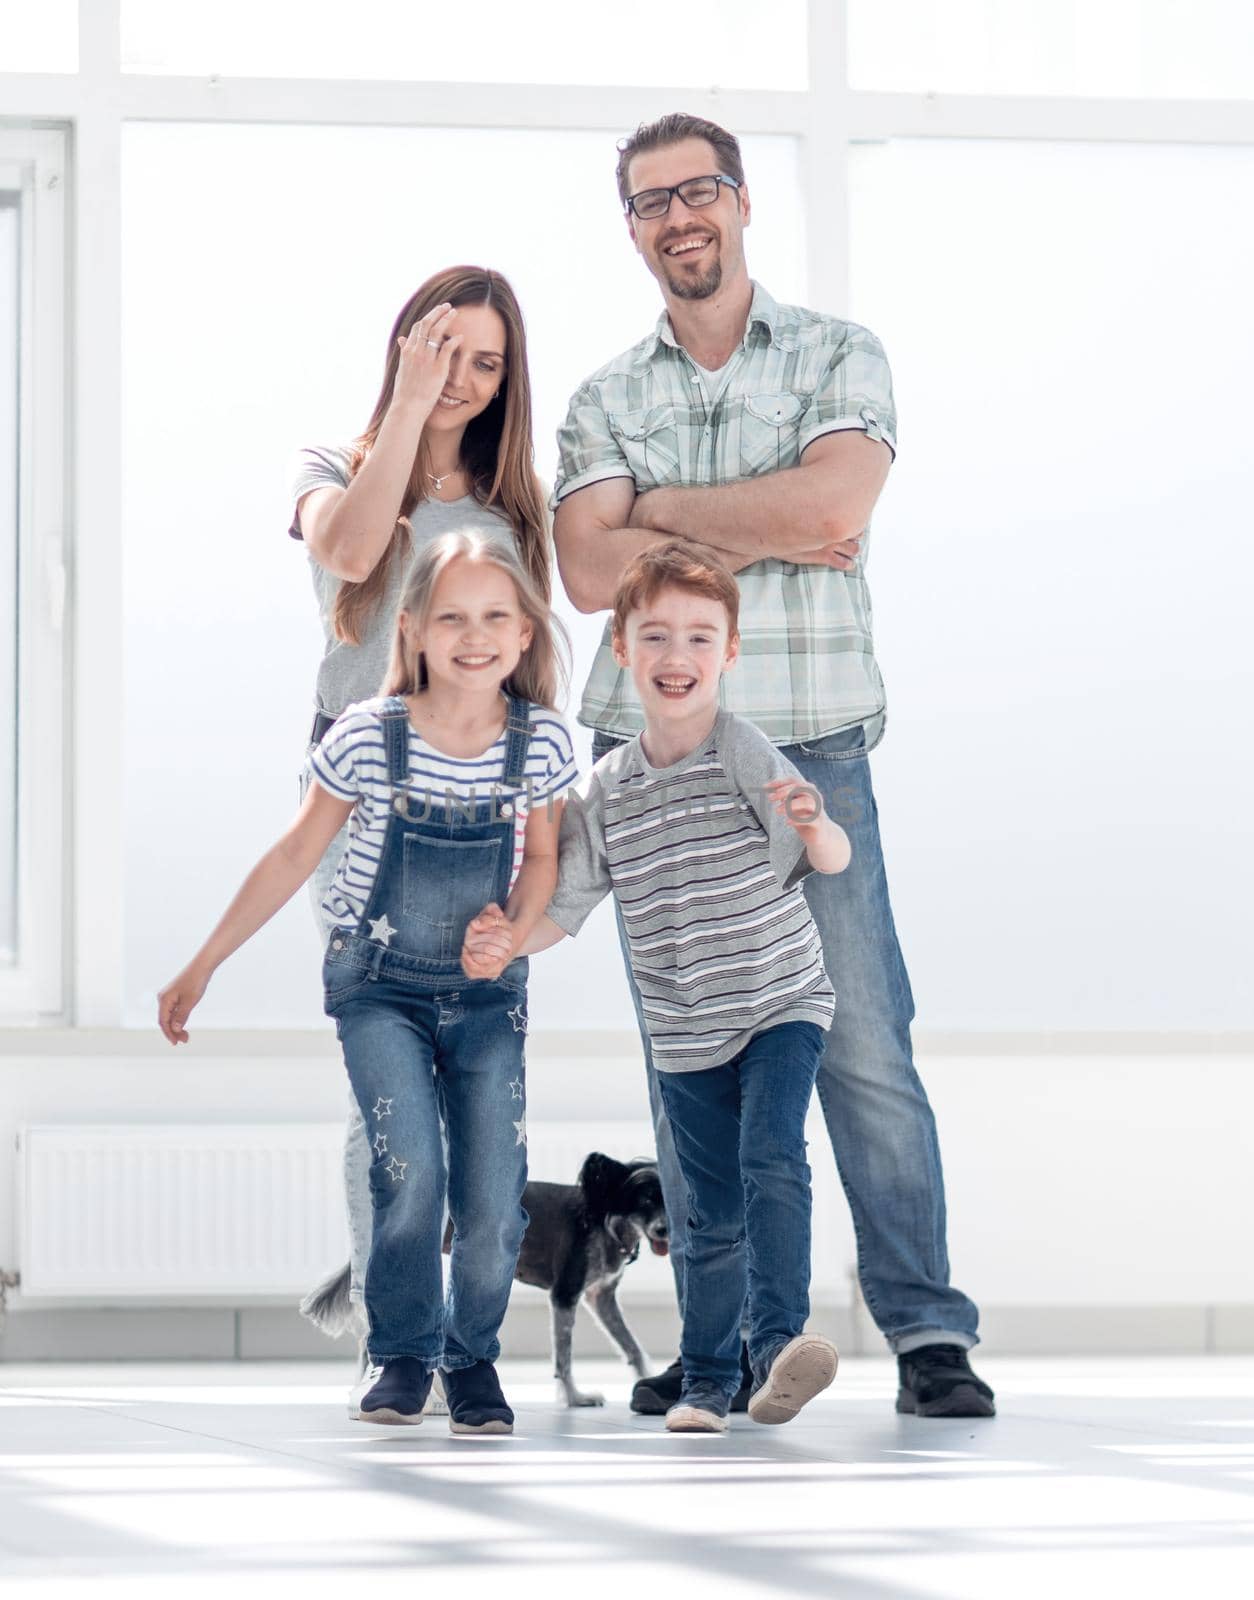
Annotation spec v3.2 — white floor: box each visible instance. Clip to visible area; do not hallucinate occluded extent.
[1,1356,1253,1599]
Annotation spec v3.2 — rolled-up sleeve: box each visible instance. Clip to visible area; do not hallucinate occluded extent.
[288,443,353,540]
[798,325,898,461]
[552,384,637,509]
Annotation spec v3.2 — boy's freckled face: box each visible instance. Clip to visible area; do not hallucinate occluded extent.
[613,587,739,723]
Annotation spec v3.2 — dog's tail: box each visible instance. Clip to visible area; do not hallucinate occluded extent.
[299,1262,354,1337]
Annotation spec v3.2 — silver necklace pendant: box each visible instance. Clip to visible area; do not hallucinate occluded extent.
[427,470,454,492]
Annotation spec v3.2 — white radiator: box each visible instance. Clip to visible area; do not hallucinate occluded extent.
[15,1118,843,1301]
[17,1124,348,1298]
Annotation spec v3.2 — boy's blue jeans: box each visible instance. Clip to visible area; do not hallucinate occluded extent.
[594,722,981,1355]
[657,1022,825,1399]
[326,971,528,1369]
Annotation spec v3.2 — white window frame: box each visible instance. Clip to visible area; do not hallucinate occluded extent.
[0,128,67,1021]
[0,0,1250,1025]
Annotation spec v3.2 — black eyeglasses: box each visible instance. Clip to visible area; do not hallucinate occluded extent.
[624,174,741,221]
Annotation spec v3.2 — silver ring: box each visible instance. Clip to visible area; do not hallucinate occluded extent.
[425,338,441,349]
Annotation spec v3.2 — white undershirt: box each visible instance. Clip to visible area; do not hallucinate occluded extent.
[689,356,734,393]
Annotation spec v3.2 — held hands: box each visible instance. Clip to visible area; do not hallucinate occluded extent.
[762,777,825,835]
[157,964,211,1045]
[460,903,517,982]
[392,302,464,421]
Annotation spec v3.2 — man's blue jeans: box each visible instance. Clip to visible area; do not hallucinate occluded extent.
[593,723,980,1354]
[657,1021,825,1399]
[326,971,529,1369]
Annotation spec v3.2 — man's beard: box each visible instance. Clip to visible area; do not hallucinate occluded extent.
[663,253,723,301]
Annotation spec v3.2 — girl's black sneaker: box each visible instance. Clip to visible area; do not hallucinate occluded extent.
[444,1360,515,1435]
[356,1357,433,1425]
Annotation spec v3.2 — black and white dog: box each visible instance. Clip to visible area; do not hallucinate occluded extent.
[301,1153,669,1407]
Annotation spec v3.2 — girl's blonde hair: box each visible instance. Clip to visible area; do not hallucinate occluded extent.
[334,265,551,646]
[381,530,569,710]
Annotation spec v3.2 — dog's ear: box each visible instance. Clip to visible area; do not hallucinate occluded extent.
[578,1152,631,1219]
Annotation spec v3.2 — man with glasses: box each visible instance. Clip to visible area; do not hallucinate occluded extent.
[552,113,994,1420]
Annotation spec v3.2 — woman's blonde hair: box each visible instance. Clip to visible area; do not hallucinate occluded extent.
[334,265,551,646]
[381,530,569,710]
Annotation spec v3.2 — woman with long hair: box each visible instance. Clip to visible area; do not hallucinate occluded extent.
[289,267,552,1348]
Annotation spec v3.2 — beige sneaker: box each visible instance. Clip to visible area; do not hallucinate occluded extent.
[747,1334,839,1425]
[665,1403,730,1434]
[665,1380,732,1433]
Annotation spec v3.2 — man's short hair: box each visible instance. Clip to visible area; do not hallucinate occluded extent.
[615,113,746,207]
[612,541,741,640]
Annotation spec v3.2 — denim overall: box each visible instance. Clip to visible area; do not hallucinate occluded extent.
[322,694,531,1370]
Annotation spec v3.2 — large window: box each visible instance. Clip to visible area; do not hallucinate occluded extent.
[0,130,66,1020]
[849,137,1254,1029]
[2,0,1250,1033]
[119,0,808,88]
[0,193,17,969]
[0,0,76,73]
[848,0,1254,99]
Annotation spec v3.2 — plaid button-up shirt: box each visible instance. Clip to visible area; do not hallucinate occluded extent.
[553,282,897,746]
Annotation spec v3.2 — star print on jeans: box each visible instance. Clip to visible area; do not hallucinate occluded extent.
[508,1077,524,1102]
[368,913,396,946]
[385,1156,407,1183]
[513,1116,527,1148]
[507,1003,528,1034]
[372,1097,393,1120]
[372,1133,388,1157]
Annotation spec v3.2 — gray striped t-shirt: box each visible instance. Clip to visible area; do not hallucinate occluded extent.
[547,709,835,1073]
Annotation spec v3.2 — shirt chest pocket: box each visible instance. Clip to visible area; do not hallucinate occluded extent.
[739,391,804,477]
[608,405,682,490]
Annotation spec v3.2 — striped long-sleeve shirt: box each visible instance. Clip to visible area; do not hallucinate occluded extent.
[546,710,835,1073]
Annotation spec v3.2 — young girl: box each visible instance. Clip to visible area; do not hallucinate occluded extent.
[158,531,576,1435]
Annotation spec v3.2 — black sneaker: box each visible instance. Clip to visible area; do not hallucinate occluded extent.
[630,1357,683,1416]
[356,1357,433,1425]
[444,1360,514,1435]
[896,1344,996,1418]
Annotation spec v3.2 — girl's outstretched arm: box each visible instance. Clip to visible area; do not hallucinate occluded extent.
[157,783,354,1043]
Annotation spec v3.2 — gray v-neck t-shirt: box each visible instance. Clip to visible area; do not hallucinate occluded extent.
[289,443,516,717]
